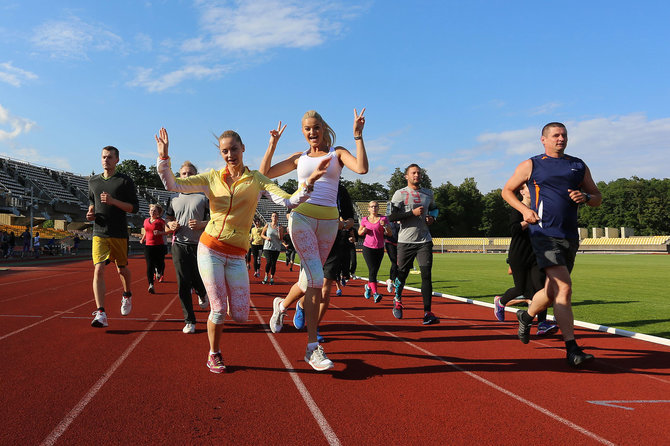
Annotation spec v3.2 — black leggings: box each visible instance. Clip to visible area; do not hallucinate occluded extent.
[362,246,385,285]
[285,249,296,265]
[396,242,433,312]
[501,263,547,322]
[385,242,398,282]
[144,244,166,284]
[264,250,280,276]
[250,244,263,272]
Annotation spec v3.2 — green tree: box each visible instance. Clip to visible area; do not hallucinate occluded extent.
[346,179,389,201]
[387,166,432,197]
[480,189,509,236]
[280,178,299,194]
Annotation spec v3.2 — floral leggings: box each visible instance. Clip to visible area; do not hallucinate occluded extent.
[197,243,249,324]
[289,212,339,290]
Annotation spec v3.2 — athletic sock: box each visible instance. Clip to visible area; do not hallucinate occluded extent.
[565,339,578,352]
[122,291,132,297]
[279,302,286,312]
[98,307,105,313]
[520,311,534,325]
[209,350,220,355]
[369,282,378,294]
[307,341,318,352]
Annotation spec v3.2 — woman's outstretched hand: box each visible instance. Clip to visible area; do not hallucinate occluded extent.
[353,108,366,136]
[307,157,331,186]
[269,121,287,147]
[155,127,169,158]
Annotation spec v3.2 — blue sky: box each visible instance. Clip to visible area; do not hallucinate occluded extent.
[1,0,669,194]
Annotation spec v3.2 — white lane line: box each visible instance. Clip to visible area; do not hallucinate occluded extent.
[40,296,178,446]
[0,278,144,341]
[0,274,88,303]
[587,400,670,410]
[336,305,616,446]
[250,299,341,446]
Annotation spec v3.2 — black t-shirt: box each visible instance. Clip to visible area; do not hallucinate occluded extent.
[88,172,139,238]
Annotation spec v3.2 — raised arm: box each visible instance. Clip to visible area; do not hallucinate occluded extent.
[336,108,368,174]
[155,127,209,194]
[258,120,302,178]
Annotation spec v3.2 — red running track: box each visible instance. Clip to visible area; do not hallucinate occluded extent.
[1,257,669,445]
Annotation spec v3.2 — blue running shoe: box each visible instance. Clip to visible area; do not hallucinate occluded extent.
[392,299,403,319]
[537,320,559,336]
[373,293,382,303]
[494,295,505,322]
[364,284,371,299]
[316,329,325,343]
[336,289,342,296]
[422,311,440,325]
[293,302,305,330]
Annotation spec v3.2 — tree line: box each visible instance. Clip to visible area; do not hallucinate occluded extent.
[116,161,670,237]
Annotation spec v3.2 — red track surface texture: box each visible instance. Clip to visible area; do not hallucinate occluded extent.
[1,257,669,445]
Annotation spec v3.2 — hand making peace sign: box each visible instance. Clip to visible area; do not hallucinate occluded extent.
[354,108,366,136]
[269,121,287,147]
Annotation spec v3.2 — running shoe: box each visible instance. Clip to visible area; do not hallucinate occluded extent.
[254,271,259,278]
[182,323,195,334]
[536,320,559,336]
[120,295,132,316]
[336,289,342,296]
[91,310,108,327]
[566,347,595,368]
[158,274,164,283]
[373,293,382,303]
[316,329,325,343]
[516,310,531,344]
[207,352,226,373]
[392,299,403,319]
[305,345,334,371]
[364,284,372,299]
[340,277,347,287]
[198,293,209,309]
[269,297,286,333]
[386,278,393,293]
[293,302,305,330]
[493,295,505,322]
[269,278,274,285]
[422,311,440,325]
[148,283,155,294]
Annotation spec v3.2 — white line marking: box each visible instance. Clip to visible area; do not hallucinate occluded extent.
[336,305,616,446]
[39,296,177,446]
[250,299,341,446]
[587,400,670,410]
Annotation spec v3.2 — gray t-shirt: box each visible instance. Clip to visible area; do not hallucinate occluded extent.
[390,186,435,244]
[263,224,283,251]
[166,192,209,245]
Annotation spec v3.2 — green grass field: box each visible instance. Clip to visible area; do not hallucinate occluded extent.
[353,252,670,339]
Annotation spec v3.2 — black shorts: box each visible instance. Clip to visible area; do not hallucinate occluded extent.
[323,244,346,281]
[530,234,578,272]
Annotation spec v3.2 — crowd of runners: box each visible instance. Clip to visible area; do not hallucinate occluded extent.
[86,111,601,372]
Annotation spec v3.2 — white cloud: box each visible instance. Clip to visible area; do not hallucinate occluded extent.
[130,0,364,91]
[127,64,230,92]
[0,105,36,141]
[30,15,122,60]
[0,62,38,87]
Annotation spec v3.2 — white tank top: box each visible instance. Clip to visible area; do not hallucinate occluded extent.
[296,147,342,207]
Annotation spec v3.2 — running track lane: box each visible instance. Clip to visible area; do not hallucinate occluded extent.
[0,258,669,445]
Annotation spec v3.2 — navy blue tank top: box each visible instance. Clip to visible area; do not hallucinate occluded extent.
[527,154,585,239]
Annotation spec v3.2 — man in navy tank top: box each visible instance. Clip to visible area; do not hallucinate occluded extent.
[501,122,602,367]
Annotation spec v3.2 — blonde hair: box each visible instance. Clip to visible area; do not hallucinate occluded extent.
[180,160,198,174]
[302,110,336,148]
[218,130,243,146]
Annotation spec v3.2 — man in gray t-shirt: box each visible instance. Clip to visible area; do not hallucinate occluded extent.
[165,161,210,334]
[388,164,439,325]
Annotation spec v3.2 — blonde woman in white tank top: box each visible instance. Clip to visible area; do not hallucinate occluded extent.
[259,109,368,371]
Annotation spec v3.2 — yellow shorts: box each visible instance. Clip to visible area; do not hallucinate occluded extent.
[92,236,129,266]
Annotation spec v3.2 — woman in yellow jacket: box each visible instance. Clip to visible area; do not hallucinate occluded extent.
[156,126,328,373]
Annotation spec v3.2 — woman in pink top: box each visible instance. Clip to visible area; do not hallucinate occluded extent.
[140,203,168,294]
[358,201,392,303]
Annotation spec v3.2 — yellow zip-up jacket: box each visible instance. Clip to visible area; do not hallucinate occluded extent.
[157,157,308,254]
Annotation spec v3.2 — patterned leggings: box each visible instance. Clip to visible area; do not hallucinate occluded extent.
[197,243,249,324]
[289,212,339,290]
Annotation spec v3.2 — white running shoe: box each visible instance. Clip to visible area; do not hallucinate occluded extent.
[120,295,132,316]
[269,297,286,333]
[91,310,108,327]
[305,345,334,371]
[386,278,393,293]
[198,293,209,309]
[182,323,195,334]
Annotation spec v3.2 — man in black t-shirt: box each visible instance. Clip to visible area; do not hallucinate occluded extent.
[87,146,139,328]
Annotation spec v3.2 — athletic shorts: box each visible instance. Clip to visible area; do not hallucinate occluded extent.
[530,234,578,272]
[92,236,129,266]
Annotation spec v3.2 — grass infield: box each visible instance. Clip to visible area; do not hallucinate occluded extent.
[353,252,670,340]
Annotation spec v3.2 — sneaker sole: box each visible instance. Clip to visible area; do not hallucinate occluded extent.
[207,365,226,373]
[305,356,334,371]
[270,297,283,333]
[422,318,440,325]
